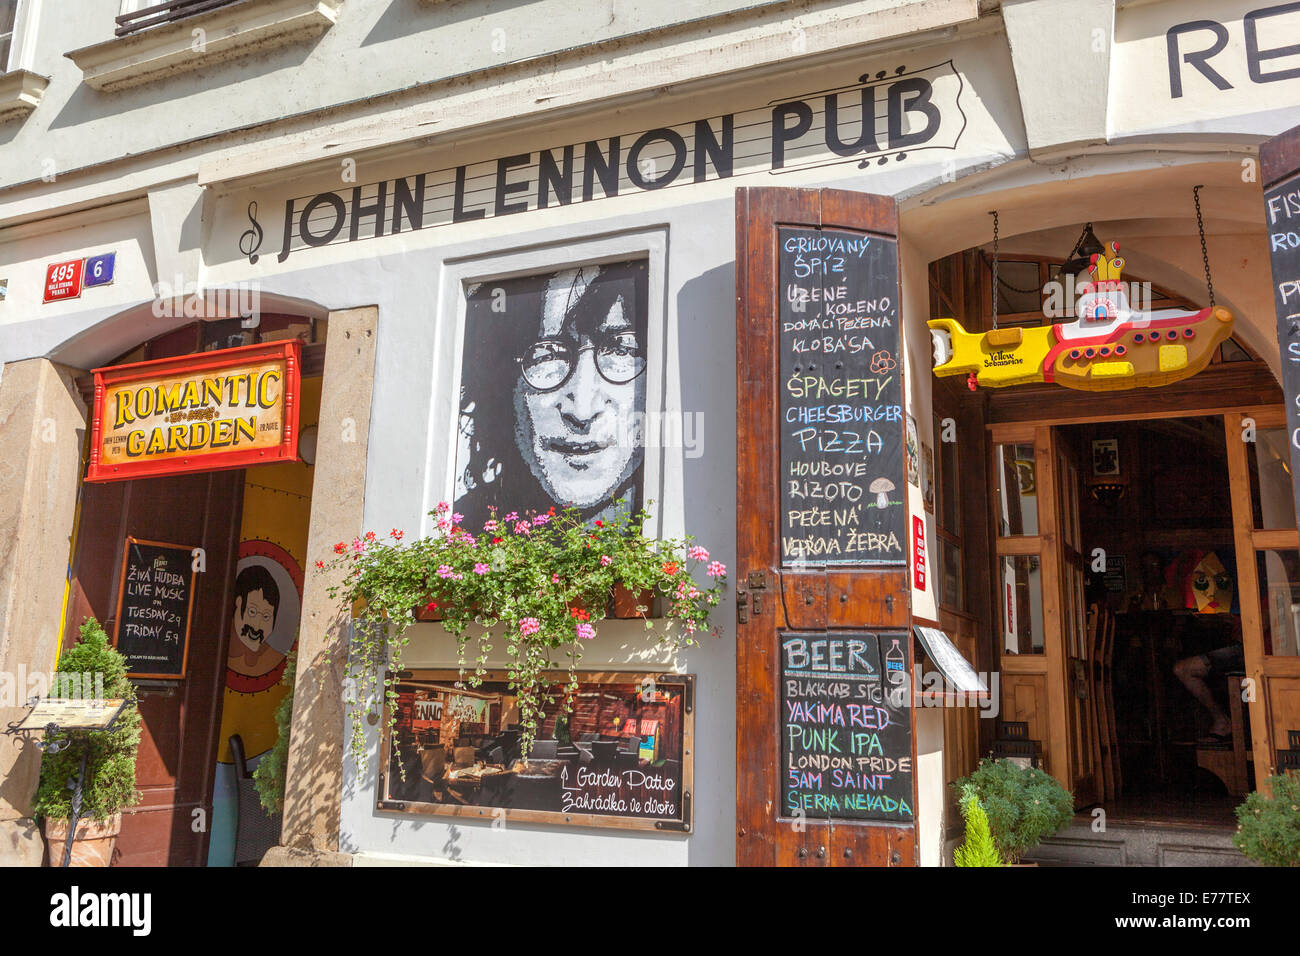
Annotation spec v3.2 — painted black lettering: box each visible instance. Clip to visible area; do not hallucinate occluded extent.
[453,165,486,222]
[349,181,388,241]
[825,87,879,157]
[693,115,734,182]
[392,174,425,233]
[1166,19,1232,98]
[887,77,939,149]
[299,192,345,247]
[582,138,620,202]
[494,152,532,216]
[1245,2,1300,84]
[537,145,574,208]
[627,127,687,190]
[771,100,814,169]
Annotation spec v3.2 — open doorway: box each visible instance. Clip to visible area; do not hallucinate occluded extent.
[1059,416,1249,825]
[60,314,324,865]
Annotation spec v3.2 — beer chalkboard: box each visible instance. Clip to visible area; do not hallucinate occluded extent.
[1263,173,1300,528]
[112,537,197,679]
[780,630,913,822]
[778,226,905,566]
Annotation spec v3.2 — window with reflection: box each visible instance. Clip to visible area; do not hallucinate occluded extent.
[1001,555,1044,654]
[1248,427,1296,531]
[1258,549,1300,656]
[995,442,1038,536]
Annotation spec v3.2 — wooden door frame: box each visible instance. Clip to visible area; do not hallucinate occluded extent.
[735,187,915,867]
[990,401,1286,800]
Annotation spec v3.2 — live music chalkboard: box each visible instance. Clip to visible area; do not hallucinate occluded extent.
[780,630,913,822]
[778,226,905,565]
[112,537,197,679]
[1263,172,1300,530]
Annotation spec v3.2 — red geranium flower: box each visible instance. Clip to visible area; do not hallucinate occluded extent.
[662,562,679,576]
[570,608,590,621]
[333,542,346,554]
[492,537,503,544]
[425,601,439,612]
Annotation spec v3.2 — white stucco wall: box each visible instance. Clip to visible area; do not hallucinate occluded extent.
[4,0,1299,866]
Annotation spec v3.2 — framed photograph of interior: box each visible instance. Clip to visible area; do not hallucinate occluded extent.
[430,229,668,539]
[376,669,694,832]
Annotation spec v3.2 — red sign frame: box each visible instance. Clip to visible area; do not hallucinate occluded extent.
[87,340,301,482]
[43,258,85,303]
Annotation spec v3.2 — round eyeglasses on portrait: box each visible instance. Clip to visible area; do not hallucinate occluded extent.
[516,335,647,392]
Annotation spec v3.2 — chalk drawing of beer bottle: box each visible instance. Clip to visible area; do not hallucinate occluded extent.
[884,638,906,686]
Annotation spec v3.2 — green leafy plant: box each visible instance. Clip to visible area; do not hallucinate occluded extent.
[319,499,727,774]
[252,652,295,815]
[953,759,1074,864]
[1233,773,1300,866]
[33,618,142,823]
[954,784,1005,867]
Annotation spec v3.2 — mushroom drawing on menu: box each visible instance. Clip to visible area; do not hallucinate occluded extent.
[870,478,896,511]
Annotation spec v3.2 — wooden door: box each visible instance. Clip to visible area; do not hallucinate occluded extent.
[735,187,915,867]
[64,470,244,866]
[1052,428,1097,804]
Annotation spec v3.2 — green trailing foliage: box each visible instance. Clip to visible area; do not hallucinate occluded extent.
[953,758,1074,864]
[33,618,142,823]
[1233,773,1300,866]
[252,652,295,816]
[954,784,1005,867]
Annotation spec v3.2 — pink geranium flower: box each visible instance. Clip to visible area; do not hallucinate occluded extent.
[600,555,612,567]
[473,563,490,575]
[576,623,596,640]
[689,546,709,562]
[707,561,727,578]
[519,618,540,636]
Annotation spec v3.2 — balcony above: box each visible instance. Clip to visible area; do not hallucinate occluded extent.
[0,70,49,123]
[65,0,343,93]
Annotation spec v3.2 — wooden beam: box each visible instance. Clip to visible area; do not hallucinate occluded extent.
[985,364,1282,425]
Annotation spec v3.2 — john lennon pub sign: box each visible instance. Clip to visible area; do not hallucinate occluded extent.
[237,59,969,264]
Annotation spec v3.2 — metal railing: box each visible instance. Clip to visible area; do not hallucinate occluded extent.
[115,0,245,38]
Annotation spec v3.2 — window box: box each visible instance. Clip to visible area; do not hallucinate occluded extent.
[0,69,47,123]
[65,0,342,92]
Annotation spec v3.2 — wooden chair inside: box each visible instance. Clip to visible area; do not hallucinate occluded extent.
[1195,675,1250,798]
[1101,608,1121,798]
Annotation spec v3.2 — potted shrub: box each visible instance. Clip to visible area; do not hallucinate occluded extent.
[252,653,295,815]
[953,758,1074,865]
[953,784,1005,867]
[1233,773,1300,866]
[33,618,142,867]
[320,499,727,772]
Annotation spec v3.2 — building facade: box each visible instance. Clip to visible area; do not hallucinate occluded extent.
[2,0,1299,867]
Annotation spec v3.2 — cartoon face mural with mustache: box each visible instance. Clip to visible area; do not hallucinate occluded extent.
[454,260,649,527]
[227,564,281,679]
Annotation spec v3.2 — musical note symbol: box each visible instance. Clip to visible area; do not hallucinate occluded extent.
[239,201,263,264]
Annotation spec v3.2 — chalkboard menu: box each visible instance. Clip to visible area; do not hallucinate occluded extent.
[778,226,905,565]
[112,537,197,679]
[379,670,693,832]
[1264,174,1300,528]
[780,630,913,822]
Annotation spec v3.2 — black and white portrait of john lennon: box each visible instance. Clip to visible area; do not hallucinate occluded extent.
[454,259,649,528]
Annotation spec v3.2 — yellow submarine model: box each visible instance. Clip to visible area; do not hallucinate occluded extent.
[927,242,1234,391]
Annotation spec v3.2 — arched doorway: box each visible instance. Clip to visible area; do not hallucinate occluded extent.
[908,158,1292,851]
[56,300,327,866]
